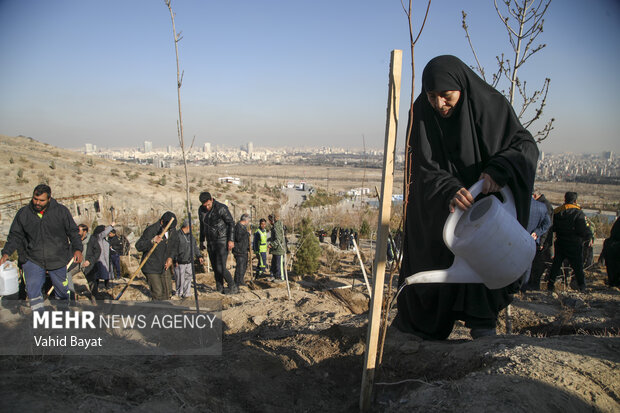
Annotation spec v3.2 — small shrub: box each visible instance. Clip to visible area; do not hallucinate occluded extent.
[292,218,321,276]
[323,246,340,273]
[49,160,56,169]
[9,157,14,164]
[359,220,371,238]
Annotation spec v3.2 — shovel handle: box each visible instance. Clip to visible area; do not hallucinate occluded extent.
[115,217,175,300]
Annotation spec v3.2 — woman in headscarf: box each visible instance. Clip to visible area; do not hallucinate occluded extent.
[91,223,115,289]
[395,55,539,340]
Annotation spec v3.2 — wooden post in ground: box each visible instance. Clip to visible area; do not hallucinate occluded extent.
[360,49,402,412]
[351,237,371,298]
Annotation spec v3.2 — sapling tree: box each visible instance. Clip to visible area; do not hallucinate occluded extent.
[164,0,199,309]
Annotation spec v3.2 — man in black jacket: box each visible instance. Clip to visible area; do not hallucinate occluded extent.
[547,192,591,292]
[107,229,123,279]
[174,219,203,298]
[1,184,82,311]
[198,192,237,294]
[135,211,178,300]
[232,214,250,287]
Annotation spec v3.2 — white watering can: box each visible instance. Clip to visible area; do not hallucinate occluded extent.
[405,180,535,290]
[0,261,19,296]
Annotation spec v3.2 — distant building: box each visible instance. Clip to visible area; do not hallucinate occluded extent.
[144,141,153,153]
[346,187,370,197]
[247,141,253,156]
[85,143,95,154]
[167,145,173,154]
[218,176,241,185]
[204,142,211,153]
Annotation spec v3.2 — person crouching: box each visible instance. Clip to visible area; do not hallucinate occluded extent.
[135,212,179,300]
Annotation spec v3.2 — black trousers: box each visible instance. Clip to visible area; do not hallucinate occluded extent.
[528,246,551,290]
[607,259,620,287]
[207,241,235,287]
[549,242,585,287]
[271,254,284,280]
[234,253,248,285]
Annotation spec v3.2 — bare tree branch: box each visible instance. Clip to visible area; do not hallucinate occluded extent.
[463,0,553,142]
[413,0,432,45]
[461,11,486,81]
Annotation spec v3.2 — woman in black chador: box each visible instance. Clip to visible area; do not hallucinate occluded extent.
[395,55,539,339]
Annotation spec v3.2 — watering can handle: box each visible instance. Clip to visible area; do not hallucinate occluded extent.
[443,180,515,248]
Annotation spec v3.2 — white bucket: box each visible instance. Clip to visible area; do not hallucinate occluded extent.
[0,262,19,296]
[406,180,535,289]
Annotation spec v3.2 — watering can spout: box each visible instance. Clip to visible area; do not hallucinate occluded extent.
[405,257,484,285]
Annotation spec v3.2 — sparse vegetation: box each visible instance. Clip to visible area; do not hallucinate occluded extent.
[37,173,49,185]
[323,246,340,273]
[125,171,140,181]
[16,168,28,184]
[302,188,342,208]
[49,160,56,169]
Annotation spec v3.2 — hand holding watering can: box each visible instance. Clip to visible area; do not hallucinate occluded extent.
[406,175,536,290]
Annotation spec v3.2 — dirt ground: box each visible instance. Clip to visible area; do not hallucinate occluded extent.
[1,243,619,412]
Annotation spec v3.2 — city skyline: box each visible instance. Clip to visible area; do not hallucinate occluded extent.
[1,0,619,153]
[78,140,616,156]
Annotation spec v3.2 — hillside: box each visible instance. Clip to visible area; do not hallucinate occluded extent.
[0,134,283,237]
[0,134,618,411]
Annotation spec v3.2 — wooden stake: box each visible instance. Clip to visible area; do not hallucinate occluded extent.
[283,251,292,300]
[46,257,75,296]
[115,217,176,300]
[351,237,371,298]
[360,49,402,412]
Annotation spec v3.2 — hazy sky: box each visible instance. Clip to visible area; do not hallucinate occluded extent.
[1,0,619,154]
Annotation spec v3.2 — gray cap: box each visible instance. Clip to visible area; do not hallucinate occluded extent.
[182,219,190,228]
